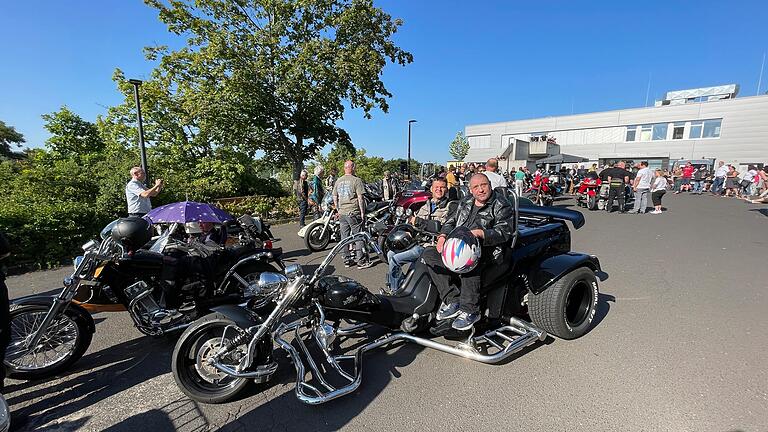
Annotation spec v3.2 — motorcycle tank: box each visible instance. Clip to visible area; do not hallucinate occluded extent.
[318,275,380,311]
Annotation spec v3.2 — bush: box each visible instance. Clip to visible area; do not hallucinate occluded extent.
[218,196,298,220]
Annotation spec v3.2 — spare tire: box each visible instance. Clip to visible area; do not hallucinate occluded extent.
[528,267,599,340]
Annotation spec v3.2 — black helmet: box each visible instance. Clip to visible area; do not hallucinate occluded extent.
[386,224,417,253]
[111,217,152,252]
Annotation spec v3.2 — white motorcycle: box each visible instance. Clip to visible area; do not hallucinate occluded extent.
[299,195,339,252]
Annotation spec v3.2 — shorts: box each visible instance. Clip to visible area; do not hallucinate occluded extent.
[651,190,666,206]
[681,178,691,185]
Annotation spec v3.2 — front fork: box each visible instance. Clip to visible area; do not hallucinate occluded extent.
[25,279,79,349]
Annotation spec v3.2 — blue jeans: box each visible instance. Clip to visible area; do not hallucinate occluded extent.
[387,245,425,290]
[711,177,724,194]
[692,180,703,193]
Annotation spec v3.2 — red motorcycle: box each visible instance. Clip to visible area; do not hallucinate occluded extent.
[527,174,553,206]
[576,177,602,210]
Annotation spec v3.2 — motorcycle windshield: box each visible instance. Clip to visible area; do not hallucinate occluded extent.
[100,219,121,240]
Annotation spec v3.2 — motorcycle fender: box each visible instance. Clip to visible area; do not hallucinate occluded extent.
[209,304,262,328]
[10,295,96,334]
[298,218,327,237]
[528,253,601,295]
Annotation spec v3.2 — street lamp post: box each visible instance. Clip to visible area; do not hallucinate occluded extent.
[128,78,149,185]
[407,119,417,178]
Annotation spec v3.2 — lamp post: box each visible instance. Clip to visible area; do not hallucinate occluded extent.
[128,78,149,185]
[407,119,417,178]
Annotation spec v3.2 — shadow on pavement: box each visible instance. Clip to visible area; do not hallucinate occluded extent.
[593,293,615,330]
[6,335,174,431]
[214,342,424,432]
[103,398,209,432]
[749,208,768,218]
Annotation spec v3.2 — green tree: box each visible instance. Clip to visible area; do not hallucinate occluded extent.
[448,131,469,161]
[0,120,25,158]
[143,0,413,180]
[42,106,105,157]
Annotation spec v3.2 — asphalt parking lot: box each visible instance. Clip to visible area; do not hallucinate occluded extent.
[4,194,768,432]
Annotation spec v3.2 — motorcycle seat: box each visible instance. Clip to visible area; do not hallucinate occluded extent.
[365,201,389,213]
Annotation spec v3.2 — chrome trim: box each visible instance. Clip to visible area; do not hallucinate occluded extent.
[210,360,278,379]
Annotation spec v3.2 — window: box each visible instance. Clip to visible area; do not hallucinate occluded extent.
[652,123,668,140]
[702,119,721,138]
[468,135,491,148]
[639,125,652,141]
[672,122,685,140]
[625,126,637,141]
[689,121,703,139]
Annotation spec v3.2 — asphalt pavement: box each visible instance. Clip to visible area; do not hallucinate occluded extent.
[4,193,768,432]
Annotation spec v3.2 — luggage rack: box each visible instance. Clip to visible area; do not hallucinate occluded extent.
[273,312,547,405]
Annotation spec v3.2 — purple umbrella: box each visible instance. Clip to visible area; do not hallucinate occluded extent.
[144,201,233,224]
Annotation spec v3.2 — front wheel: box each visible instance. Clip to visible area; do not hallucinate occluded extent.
[527,267,599,340]
[172,313,269,404]
[304,223,331,252]
[4,304,93,380]
[587,194,597,210]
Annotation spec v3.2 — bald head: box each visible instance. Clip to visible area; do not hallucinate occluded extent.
[344,160,355,175]
[486,158,499,172]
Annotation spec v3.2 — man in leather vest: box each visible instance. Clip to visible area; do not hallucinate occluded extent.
[421,173,515,330]
[386,178,456,293]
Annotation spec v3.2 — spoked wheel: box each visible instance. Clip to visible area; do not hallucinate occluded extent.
[304,223,331,252]
[4,304,93,380]
[173,313,254,404]
[527,267,599,340]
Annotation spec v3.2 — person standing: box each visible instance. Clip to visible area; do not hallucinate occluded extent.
[631,161,653,214]
[295,170,309,228]
[692,165,708,195]
[711,161,728,196]
[325,167,337,192]
[309,166,325,220]
[446,165,458,189]
[0,231,10,392]
[382,170,397,201]
[125,167,163,217]
[514,167,526,197]
[483,158,508,189]
[333,160,370,268]
[603,162,631,213]
[650,169,668,214]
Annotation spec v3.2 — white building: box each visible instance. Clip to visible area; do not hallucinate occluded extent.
[464,84,767,171]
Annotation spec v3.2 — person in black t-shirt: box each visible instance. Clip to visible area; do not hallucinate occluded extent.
[602,162,631,213]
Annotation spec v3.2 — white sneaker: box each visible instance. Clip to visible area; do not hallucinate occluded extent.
[650,210,662,214]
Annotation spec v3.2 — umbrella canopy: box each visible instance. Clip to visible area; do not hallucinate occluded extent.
[144,201,233,224]
[536,153,590,165]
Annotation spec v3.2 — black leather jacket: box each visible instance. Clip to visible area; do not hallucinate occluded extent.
[439,191,514,247]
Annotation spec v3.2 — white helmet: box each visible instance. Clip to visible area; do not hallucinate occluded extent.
[440,227,482,274]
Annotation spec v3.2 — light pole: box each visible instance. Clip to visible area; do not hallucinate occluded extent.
[407,119,417,178]
[128,78,149,185]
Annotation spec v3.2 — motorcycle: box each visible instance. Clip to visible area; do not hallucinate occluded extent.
[4,218,284,380]
[171,193,603,405]
[576,177,602,210]
[0,394,8,432]
[527,174,554,206]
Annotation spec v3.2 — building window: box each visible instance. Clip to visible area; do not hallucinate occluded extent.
[652,123,668,140]
[639,125,652,141]
[689,121,703,139]
[468,135,491,148]
[625,126,637,141]
[702,119,721,138]
[672,122,685,139]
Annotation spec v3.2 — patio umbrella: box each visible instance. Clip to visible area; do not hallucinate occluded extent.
[144,201,233,224]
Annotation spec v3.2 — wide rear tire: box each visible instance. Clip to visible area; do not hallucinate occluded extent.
[4,304,93,380]
[304,223,331,252]
[528,267,599,340]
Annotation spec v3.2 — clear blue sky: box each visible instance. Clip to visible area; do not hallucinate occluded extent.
[1,0,766,163]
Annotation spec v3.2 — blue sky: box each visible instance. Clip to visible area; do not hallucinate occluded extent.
[1,0,766,163]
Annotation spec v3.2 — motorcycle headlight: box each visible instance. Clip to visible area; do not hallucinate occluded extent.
[395,206,404,217]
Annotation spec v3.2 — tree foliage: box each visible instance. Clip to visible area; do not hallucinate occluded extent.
[448,130,469,161]
[42,107,105,157]
[0,120,25,158]
[143,0,412,178]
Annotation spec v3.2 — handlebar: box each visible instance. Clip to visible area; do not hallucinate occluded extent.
[309,231,379,285]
